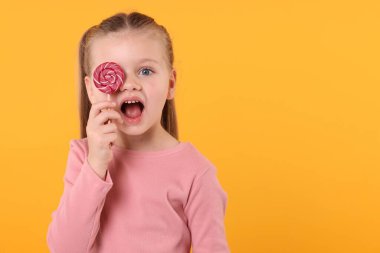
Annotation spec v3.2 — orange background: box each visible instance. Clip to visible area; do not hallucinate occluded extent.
[0,0,379,252]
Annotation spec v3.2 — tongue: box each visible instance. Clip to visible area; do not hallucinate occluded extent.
[125,103,142,118]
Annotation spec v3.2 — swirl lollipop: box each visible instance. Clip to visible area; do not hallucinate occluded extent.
[93,61,125,96]
[93,62,126,124]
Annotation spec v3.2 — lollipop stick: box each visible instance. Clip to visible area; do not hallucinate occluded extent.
[107,93,111,124]
[107,93,113,148]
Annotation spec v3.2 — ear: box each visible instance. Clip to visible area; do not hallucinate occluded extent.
[166,69,176,100]
[84,75,94,104]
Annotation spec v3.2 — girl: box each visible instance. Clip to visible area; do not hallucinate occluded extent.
[47,11,230,253]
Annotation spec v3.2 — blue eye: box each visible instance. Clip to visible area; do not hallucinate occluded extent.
[140,67,153,76]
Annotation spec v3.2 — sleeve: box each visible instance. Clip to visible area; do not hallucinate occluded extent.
[184,165,230,253]
[46,139,113,253]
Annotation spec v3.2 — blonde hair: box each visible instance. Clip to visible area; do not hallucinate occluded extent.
[77,11,178,139]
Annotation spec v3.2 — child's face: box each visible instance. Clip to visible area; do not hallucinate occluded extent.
[84,30,176,136]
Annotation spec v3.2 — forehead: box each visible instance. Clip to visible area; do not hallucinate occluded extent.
[89,30,166,71]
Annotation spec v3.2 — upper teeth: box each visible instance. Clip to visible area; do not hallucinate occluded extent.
[125,100,139,104]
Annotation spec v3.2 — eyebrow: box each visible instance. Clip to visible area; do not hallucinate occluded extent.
[137,58,160,64]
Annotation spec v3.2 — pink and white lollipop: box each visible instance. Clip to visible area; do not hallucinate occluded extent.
[93,61,126,124]
[93,61,125,98]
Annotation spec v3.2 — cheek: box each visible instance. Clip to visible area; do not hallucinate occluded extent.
[146,87,169,109]
[92,87,108,101]
[94,90,105,97]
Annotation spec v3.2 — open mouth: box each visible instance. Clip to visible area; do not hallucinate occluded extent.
[121,101,145,119]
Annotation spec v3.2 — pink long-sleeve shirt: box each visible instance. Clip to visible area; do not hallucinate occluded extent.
[47,138,230,253]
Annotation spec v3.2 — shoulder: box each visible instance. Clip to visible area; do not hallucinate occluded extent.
[183,143,228,211]
[68,137,89,155]
[181,142,219,178]
[62,137,89,183]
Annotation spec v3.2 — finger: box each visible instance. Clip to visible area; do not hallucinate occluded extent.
[94,109,123,125]
[103,132,118,144]
[100,123,117,134]
[89,101,116,119]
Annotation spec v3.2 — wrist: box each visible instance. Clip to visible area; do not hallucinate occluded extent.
[87,157,107,180]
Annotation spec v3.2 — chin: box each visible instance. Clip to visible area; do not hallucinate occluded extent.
[118,114,162,136]
[118,126,147,136]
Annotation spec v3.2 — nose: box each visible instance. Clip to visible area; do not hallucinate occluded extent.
[119,75,142,92]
